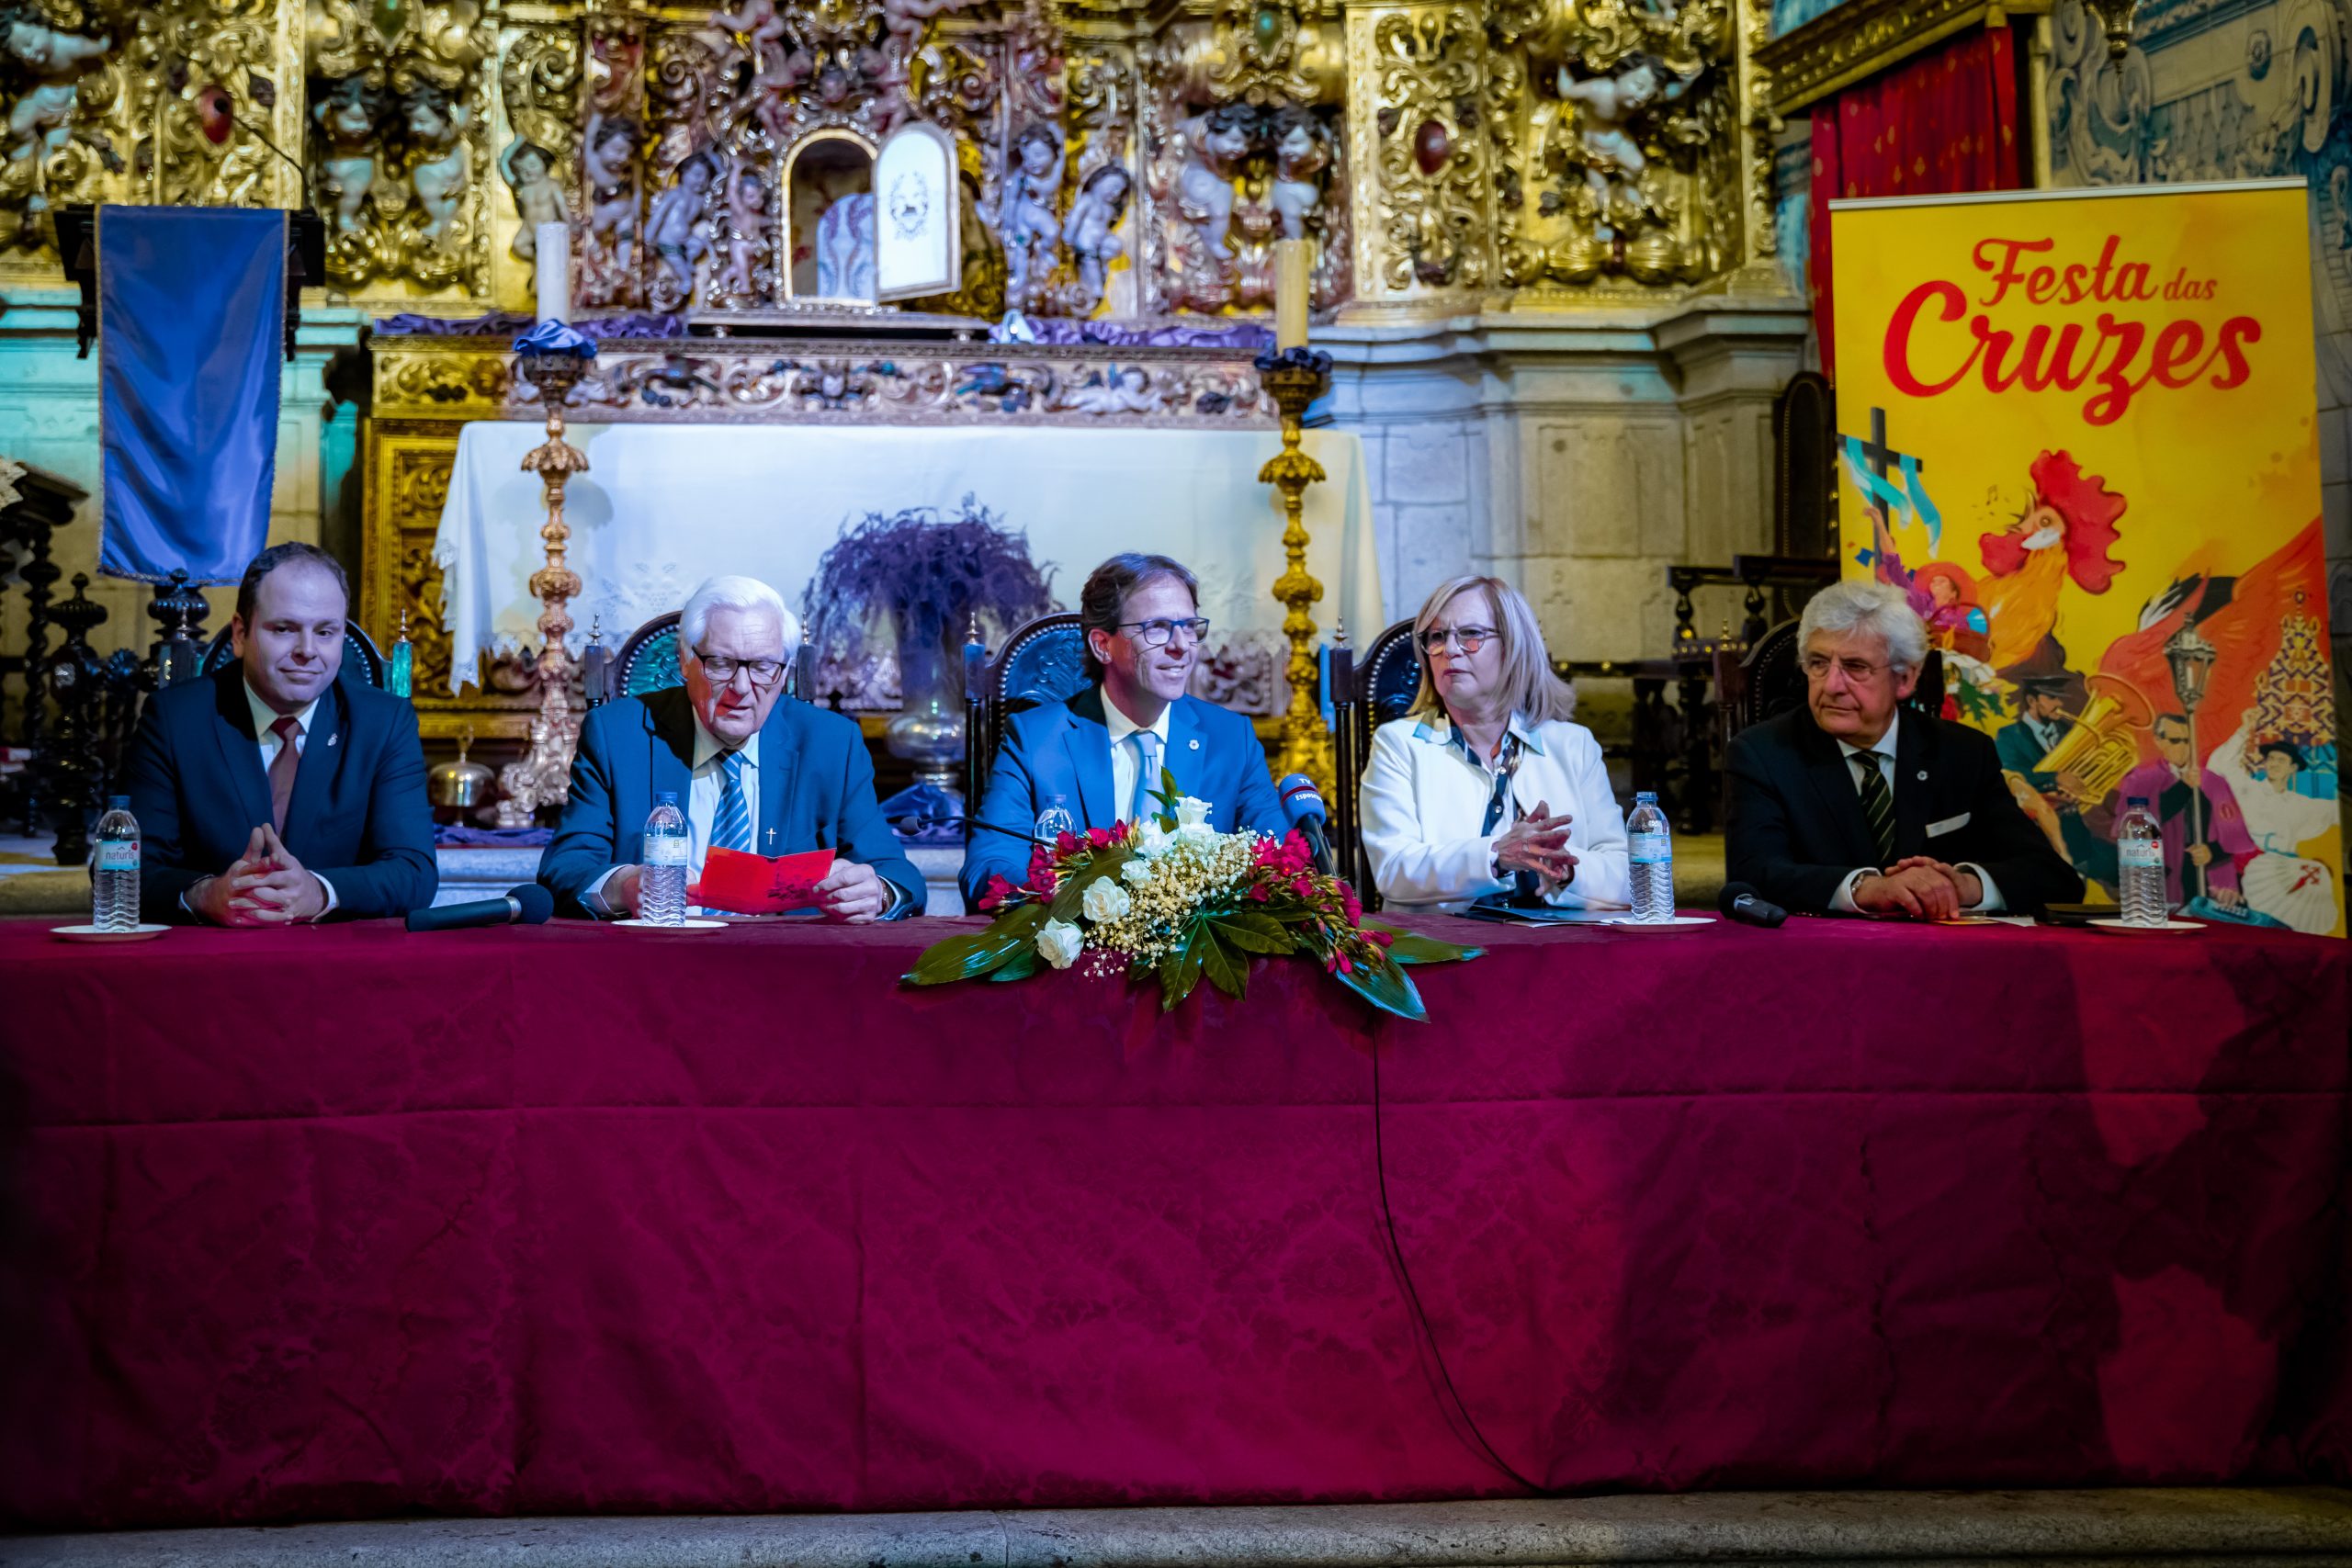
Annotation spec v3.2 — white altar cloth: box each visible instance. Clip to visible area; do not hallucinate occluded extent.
[433,423,1379,696]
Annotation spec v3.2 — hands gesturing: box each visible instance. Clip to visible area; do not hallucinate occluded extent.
[1494,800,1578,886]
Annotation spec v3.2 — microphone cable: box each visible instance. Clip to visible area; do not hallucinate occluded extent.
[1368,1036,1553,1495]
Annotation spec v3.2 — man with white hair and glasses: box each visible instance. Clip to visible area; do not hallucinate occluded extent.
[1725,580,2081,919]
[541,574,923,920]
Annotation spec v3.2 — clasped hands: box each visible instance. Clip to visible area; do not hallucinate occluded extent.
[1494,800,1577,886]
[1854,856,1984,920]
[190,825,329,925]
[605,856,891,922]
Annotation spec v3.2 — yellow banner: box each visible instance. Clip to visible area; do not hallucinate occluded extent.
[1831,182,2341,934]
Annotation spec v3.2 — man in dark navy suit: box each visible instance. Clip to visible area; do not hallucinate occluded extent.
[539,574,922,919]
[123,542,437,924]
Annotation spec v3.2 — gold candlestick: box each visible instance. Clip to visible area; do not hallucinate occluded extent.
[1256,345,1334,793]
[496,349,594,828]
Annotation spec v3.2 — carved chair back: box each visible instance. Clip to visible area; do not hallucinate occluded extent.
[614,610,820,703]
[963,613,1089,829]
[1330,618,1426,906]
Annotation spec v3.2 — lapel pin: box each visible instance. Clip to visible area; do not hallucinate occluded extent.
[1189,738,1200,750]
[328,733,338,748]
[1916,769,1927,781]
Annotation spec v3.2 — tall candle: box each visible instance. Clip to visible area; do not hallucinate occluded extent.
[1274,238,1311,350]
[535,222,571,323]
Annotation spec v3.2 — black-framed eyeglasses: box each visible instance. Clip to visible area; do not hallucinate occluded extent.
[1419,626,1497,655]
[1116,616,1211,649]
[693,649,786,687]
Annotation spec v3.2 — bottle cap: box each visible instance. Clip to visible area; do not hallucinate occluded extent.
[2127,795,2148,807]
[107,795,129,810]
[656,791,678,807]
[1635,791,1657,804]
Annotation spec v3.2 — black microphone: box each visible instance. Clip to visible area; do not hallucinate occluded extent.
[405,883,556,932]
[1716,881,1787,929]
[1276,773,1337,876]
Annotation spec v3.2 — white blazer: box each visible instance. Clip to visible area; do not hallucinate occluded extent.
[1359,713,1632,912]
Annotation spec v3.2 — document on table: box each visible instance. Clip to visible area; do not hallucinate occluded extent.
[1460,903,1625,926]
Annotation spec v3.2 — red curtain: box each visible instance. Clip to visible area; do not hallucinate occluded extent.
[1807,26,2027,380]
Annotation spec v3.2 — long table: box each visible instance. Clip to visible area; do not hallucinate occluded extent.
[2,913,2346,1528]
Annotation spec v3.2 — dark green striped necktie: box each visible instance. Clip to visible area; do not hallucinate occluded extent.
[1852,752,1895,865]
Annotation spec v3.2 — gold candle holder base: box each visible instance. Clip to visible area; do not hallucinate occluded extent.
[1255,346,1335,793]
[495,350,594,828]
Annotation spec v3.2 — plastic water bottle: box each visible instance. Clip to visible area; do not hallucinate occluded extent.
[1626,791,1675,922]
[90,795,140,931]
[640,790,689,925]
[1035,794,1075,841]
[2118,795,2166,927]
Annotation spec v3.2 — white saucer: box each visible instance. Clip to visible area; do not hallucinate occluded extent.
[1608,915,1714,931]
[613,918,727,932]
[2088,917,2204,933]
[51,923,169,942]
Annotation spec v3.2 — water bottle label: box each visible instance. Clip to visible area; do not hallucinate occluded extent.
[2120,840,2163,870]
[94,840,139,872]
[645,834,689,868]
[1631,831,1669,865]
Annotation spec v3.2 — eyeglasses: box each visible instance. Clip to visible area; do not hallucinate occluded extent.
[1800,654,1891,682]
[693,649,786,687]
[1419,626,1497,655]
[1116,617,1211,649]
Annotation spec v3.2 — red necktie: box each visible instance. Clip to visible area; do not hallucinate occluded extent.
[267,715,302,833]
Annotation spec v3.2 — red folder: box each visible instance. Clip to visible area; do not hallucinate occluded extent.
[688,845,836,914]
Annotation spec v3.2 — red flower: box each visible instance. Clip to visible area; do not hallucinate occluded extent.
[1024,846,1060,894]
[1291,875,1313,899]
[977,874,1017,912]
[1055,830,1082,857]
[1248,885,1270,902]
[1087,826,1114,849]
[1367,928,1392,946]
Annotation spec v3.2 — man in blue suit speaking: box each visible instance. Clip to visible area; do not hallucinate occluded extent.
[540,574,922,919]
[123,542,436,924]
[960,553,1283,908]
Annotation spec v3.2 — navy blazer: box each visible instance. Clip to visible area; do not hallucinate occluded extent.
[122,663,438,923]
[1725,706,2084,916]
[539,685,924,919]
[960,686,1283,907]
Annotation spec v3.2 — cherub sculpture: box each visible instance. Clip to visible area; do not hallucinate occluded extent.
[1175,103,1255,256]
[583,109,639,269]
[311,75,383,235]
[997,120,1064,309]
[1057,363,1159,416]
[1556,52,1693,223]
[1063,162,1130,314]
[1268,106,1330,242]
[647,150,718,297]
[711,0,789,75]
[1,10,109,180]
[500,137,568,260]
[879,0,978,63]
[403,84,473,252]
[718,164,770,299]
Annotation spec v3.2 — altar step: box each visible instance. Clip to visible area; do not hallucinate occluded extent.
[8,1490,2351,1568]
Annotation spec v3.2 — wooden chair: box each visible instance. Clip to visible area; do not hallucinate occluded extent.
[1329,618,1424,901]
[200,621,389,690]
[961,612,1088,828]
[613,610,818,701]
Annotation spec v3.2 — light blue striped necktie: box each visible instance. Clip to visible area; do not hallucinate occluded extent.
[712,750,754,855]
[1129,730,1161,823]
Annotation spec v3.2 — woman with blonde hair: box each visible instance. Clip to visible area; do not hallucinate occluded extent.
[1359,575,1629,911]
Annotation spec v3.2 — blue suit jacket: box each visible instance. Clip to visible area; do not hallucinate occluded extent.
[960,686,1283,906]
[122,663,437,923]
[540,685,924,919]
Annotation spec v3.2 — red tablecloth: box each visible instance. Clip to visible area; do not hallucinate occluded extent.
[2,913,2346,1528]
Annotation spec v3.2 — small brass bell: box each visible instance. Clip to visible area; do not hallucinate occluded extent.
[429,725,497,815]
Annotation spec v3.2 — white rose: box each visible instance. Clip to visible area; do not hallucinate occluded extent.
[1035,918,1085,970]
[1174,795,1214,829]
[1080,877,1132,922]
[1121,857,1154,887]
[1134,818,1171,858]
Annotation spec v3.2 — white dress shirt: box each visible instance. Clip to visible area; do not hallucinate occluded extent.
[1828,711,2004,913]
[587,719,760,916]
[187,681,338,919]
[1359,712,1631,912]
[1103,687,1174,823]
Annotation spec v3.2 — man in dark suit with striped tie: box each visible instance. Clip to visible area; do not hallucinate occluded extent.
[1725,581,2082,919]
[122,542,437,924]
[539,574,922,920]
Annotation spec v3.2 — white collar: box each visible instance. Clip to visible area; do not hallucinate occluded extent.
[691,716,761,774]
[1415,710,1549,760]
[244,676,321,739]
[1101,685,1173,747]
[1835,710,1900,765]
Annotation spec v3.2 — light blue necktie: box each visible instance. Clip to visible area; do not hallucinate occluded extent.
[1129,730,1162,823]
[712,750,754,855]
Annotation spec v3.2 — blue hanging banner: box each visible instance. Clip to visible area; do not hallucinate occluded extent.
[98,206,286,584]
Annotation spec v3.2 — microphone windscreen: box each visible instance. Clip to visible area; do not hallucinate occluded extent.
[1277,772,1328,823]
[1716,881,1758,916]
[510,883,556,925]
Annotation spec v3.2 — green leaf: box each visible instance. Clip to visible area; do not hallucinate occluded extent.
[989,945,1041,982]
[1330,953,1429,1022]
[904,903,1047,985]
[1198,925,1249,998]
[1371,925,1485,966]
[1206,910,1296,955]
[1158,925,1207,1010]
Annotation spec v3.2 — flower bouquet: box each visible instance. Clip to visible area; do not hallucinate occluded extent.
[906,773,1479,1020]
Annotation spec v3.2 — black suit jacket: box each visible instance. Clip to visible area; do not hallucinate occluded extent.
[122,663,438,923]
[1725,707,2084,916]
